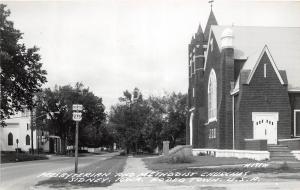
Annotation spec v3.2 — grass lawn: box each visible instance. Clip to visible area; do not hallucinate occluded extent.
[143,155,300,180]
[1,152,48,163]
[35,155,127,188]
[143,155,258,170]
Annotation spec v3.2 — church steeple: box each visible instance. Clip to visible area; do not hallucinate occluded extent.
[195,24,204,41]
[204,9,218,41]
[197,23,203,35]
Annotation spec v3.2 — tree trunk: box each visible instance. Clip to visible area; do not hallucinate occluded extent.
[135,141,138,154]
[126,146,129,154]
[37,130,39,154]
[170,135,175,148]
[61,137,66,154]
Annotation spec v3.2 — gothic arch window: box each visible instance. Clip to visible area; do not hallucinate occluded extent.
[8,133,13,146]
[26,135,30,145]
[208,69,217,122]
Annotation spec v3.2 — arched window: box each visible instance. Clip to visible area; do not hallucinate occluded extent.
[8,133,13,146]
[26,135,30,145]
[208,69,217,122]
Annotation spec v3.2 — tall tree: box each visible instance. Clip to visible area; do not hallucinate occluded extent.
[36,83,106,153]
[110,88,150,153]
[0,4,47,126]
[142,95,167,151]
[161,93,188,148]
[143,93,187,150]
[110,89,187,153]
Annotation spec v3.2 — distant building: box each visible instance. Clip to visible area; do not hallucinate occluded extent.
[187,9,300,151]
[0,109,61,153]
[0,109,37,152]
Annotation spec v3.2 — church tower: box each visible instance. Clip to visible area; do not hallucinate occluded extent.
[219,28,235,149]
[187,8,218,148]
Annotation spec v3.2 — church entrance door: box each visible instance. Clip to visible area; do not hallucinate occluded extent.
[252,112,278,144]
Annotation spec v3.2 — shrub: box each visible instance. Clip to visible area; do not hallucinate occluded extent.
[170,155,194,164]
[17,153,48,161]
[155,154,194,164]
[278,162,290,171]
[1,152,48,163]
[15,148,22,153]
[119,151,126,156]
[198,152,206,156]
[79,149,88,153]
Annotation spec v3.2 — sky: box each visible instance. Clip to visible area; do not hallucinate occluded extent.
[3,0,300,110]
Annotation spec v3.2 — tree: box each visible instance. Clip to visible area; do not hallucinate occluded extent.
[142,95,167,151]
[143,93,187,150]
[36,83,106,153]
[160,93,187,148]
[0,4,47,126]
[110,88,187,153]
[110,88,150,153]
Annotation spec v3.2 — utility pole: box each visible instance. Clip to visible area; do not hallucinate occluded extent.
[75,120,79,173]
[72,104,83,173]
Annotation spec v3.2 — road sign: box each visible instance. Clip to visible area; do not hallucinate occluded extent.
[72,112,82,121]
[72,104,83,173]
[72,104,83,111]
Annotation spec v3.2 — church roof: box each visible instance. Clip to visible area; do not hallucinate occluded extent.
[211,26,300,91]
[204,10,218,41]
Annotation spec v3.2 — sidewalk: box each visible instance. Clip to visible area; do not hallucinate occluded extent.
[108,156,168,190]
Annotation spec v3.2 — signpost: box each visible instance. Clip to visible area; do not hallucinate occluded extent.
[72,104,83,173]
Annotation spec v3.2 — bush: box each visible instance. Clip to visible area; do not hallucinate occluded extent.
[119,151,126,156]
[15,148,22,153]
[29,148,35,154]
[1,152,48,163]
[155,154,194,164]
[79,149,88,153]
[198,152,206,156]
[170,155,194,164]
[37,148,44,153]
[278,162,290,171]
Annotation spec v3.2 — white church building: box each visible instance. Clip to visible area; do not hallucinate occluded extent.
[0,109,37,152]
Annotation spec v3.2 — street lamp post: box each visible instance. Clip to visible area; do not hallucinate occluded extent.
[72,104,83,173]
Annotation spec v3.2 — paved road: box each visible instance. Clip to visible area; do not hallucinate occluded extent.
[0,152,119,190]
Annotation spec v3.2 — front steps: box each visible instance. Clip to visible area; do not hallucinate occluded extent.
[268,144,298,161]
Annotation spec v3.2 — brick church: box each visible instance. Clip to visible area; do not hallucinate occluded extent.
[187,9,300,151]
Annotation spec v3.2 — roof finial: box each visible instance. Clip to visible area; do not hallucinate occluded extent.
[208,0,214,10]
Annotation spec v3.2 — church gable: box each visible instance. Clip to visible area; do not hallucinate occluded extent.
[246,46,285,85]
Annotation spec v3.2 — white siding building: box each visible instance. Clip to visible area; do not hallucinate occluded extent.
[0,110,37,152]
